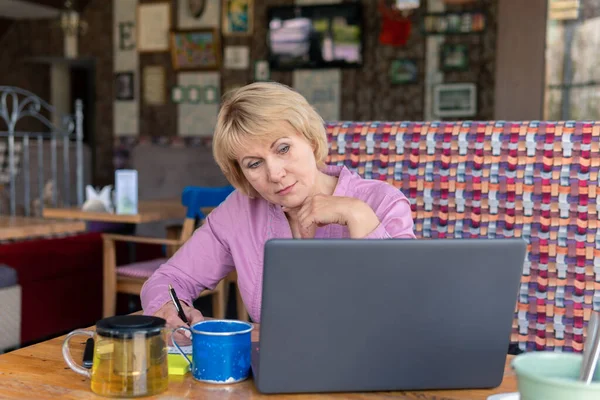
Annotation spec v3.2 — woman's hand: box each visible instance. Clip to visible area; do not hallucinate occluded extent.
[284,194,380,239]
[154,300,204,346]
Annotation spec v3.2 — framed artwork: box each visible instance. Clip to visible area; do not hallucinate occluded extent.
[440,43,469,71]
[170,29,221,70]
[142,66,166,105]
[115,72,134,100]
[222,0,253,36]
[137,2,171,52]
[224,46,250,69]
[254,60,270,81]
[433,83,477,118]
[389,59,418,84]
[172,83,220,104]
[422,11,486,35]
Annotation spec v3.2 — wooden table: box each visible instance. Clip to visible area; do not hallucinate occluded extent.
[0,323,518,400]
[0,216,86,241]
[42,199,188,224]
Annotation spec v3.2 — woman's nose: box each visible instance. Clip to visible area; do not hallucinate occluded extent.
[267,162,285,182]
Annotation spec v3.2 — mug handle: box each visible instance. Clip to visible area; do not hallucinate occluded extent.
[62,329,94,378]
[172,327,193,367]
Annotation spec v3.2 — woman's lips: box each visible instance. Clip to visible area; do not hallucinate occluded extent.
[277,182,296,195]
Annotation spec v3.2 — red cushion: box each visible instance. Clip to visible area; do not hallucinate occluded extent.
[0,232,165,344]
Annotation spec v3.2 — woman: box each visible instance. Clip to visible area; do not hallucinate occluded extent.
[141,82,416,333]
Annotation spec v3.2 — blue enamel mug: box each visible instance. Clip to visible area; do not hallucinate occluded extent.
[172,319,253,384]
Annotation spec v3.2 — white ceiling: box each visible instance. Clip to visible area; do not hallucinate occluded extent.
[0,0,60,20]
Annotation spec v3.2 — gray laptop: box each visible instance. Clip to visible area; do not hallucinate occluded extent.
[251,238,526,394]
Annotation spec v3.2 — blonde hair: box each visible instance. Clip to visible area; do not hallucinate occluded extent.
[213,82,328,197]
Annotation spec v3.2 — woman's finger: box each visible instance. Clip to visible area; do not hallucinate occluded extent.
[188,308,204,326]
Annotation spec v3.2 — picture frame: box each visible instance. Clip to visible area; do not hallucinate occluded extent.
[171,84,221,104]
[389,59,418,84]
[432,83,477,118]
[170,29,221,71]
[171,85,185,104]
[222,0,254,36]
[422,11,486,35]
[440,43,469,71]
[115,72,135,100]
[142,65,166,105]
[254,60,270,81]
[137,2,171,52]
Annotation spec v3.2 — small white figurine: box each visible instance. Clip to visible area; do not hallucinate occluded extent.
[82,185,114,213]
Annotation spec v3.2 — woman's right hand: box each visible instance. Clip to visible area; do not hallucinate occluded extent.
[154,300,204,346]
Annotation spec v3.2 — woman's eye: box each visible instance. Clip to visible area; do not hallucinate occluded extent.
[248,161,261,169]
[278,145,290,154]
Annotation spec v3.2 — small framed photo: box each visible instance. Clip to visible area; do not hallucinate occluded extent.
[389,59,418,84]
[433,83,477,118]
[137,2,171,52]
[222,0,253,36]
[115,72,134,100]
[254,60,270,81]
[171,85,185,103]
[170,29,221,70]
[440,43,469,71]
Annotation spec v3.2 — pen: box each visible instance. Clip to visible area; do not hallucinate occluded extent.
[168,284,189,324]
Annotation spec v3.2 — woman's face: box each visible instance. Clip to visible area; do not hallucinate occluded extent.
[237,121,319,208]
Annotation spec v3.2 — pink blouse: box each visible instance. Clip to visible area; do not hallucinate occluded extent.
[141,165,416,322]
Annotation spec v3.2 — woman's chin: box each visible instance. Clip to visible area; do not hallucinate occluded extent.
[275,195,306,209]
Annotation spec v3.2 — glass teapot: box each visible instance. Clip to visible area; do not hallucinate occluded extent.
[62,315,169,398]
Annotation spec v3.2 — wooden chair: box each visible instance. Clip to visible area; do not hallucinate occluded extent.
[102,185,237,318]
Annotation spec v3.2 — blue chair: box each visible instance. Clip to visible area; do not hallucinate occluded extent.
[101,185,242,319]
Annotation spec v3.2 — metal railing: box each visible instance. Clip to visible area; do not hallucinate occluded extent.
[0,86,84,216]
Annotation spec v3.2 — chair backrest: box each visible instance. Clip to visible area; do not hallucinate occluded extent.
[179,185,235,242]
[181,185,235,220]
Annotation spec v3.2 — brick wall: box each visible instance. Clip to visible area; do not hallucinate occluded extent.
[0,0,498,186]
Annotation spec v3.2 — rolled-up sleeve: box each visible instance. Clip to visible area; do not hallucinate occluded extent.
[141,203,235,316]
[363,193,416,239]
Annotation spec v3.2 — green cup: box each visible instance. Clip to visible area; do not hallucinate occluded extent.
[512,352,600,400]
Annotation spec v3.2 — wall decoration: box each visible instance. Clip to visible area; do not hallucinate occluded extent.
[378,1,413,47]
[224,46,250,70]
[115,72,135,100]
[177,0,220,29]
[432,83,477,118]
[137,2,171,52]
[142,66,166,105]
[422,11,486,35]
[170,29,221,70]
[177,72,220,136]
[389,59,418,84]
[293,69,340,122]
[171,84,219,104]
[113,0,138,136]
[440,43,469,71]
[172,86,185,104]
[254,60,270,81]
[188,0,207,18]
[222,0,253,36]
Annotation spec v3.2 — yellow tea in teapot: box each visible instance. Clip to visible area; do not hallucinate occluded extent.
[91,333,168,397]
[62,315,170,398]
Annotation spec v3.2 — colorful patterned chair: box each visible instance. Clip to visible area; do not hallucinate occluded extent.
[325,121,600,353]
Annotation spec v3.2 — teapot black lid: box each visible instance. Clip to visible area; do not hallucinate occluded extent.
[97,315,166,338]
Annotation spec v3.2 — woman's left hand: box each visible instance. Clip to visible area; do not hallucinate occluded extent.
[284,194,380,239]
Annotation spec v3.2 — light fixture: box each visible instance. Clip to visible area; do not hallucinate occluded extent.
[59,0,88,37]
